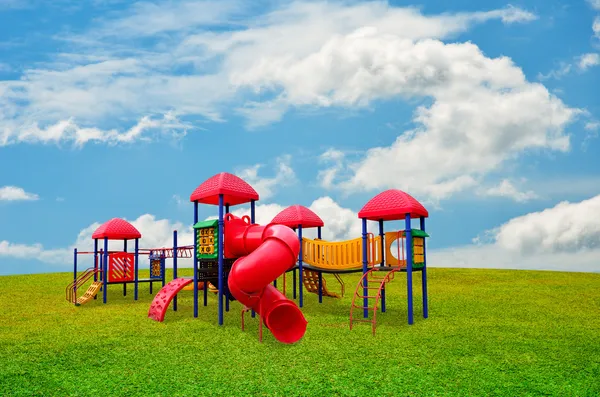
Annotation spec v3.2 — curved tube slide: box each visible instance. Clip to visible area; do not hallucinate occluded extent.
[225,214,307,344]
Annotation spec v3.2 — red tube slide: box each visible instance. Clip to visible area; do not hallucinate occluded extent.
[225,213,307,344]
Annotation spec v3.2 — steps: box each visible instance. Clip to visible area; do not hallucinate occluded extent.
[76,282,102,305]
[349,268,397,335]
[302,270,343,298]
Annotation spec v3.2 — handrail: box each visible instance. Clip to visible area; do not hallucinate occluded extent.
[66,267,101,304]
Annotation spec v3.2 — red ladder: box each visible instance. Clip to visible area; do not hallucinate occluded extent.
[349,268,397,335]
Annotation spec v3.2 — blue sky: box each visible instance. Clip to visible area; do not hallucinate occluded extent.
[1,0,599,275]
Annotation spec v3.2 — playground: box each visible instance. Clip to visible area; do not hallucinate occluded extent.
[66,172,432,343]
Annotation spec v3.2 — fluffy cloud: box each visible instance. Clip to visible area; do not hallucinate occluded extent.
[479,179,539,203]
[0,186,39,201]
[0,1,539,146]
[431,194,600,272]
[235,155,296,201]
[578,53,600,70]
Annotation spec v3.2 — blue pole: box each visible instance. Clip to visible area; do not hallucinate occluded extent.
[379,219,385,313]
[173,230,178,311]
[405,214,414,325]
[93,238,98,300]
[134,238,139,300]
[250,199,256,318]
[103,237,108,304]
[317,226,323,303]
[361,218,368,318]
[218,194,224,325]
[194,201,199,318]
[420,216,428,319]
[224,203,230,313]
[123,240,127,297]
[73,248,77,305]
[298,225,304,308]
[93,239,98,282]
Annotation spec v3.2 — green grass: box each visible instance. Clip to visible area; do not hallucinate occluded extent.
[1,268,599,396]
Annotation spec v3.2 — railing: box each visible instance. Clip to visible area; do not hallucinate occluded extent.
[65,267,101,304]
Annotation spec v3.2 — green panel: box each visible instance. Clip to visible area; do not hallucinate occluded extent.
[193,219,218,229]
[410,229,429,238]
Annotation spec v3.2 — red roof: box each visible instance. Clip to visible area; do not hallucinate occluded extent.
[271,205,324,228]
[92,218,142,240]
[358,189,428,221]
[190,172,259,206]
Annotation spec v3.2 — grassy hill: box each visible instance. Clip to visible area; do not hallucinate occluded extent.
[1,268,599,396]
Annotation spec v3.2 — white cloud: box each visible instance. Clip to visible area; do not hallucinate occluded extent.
[588,0,600,11]
[0,1,540,147]
[493,195,600,255]
[578,53,600,70]
[431,194,600,272]
[479,179,539,203]
[235,154,296,201]
[594,16,600,39]
[0,186,39,201]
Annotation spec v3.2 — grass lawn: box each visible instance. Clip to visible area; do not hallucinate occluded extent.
[1,268,599,396]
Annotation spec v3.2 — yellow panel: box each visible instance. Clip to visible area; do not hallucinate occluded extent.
[413,246,424,255]
[414,254,424,263]
[199,236,214,245]
[385,231,406,267]
[413,237,424,247]
[199,228,214,236]
[199,245,214,254]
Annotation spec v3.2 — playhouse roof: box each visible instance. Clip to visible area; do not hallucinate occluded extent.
[358,189,428,221]
[91,218,142,240]
[189,172,259,206]
[271,205,324,228]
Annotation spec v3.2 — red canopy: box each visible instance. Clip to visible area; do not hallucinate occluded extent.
[190,172,259,206]
[92,218,142,240]
[358,189,428,221]
[271,205,324,228]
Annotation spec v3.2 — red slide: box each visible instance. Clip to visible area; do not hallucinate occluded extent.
[148,278,194,322]
[225,214,307,344]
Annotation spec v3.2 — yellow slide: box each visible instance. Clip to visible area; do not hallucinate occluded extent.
[76,282,102,305]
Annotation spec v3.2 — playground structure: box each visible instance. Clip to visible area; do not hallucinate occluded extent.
[66,218,194,306]
[67,172,429,343]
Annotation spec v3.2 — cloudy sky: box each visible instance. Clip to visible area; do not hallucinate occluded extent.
[1,0,599,275]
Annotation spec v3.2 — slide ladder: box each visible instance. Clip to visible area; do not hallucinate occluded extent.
[148,278,194,322]
[302,270,344,298]
[349,268,397,335]
[66,267,101,305]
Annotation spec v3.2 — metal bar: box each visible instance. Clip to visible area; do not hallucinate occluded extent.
[134,238,139,300]
[73,248,77,306]
[298,225,304,308]
[103,237,108,304]
[420,216,428,319]
[405,214,413,325]
[173,230,178,311]
[218,194,224,325]
[362,218,368,318]
[193,201,199,318]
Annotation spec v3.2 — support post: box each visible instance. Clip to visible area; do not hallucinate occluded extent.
[250,200,256,318]
[193,201,199,318]
[93,238,98,300]
[103,237,108,304]
[298,225,304,308]
[420,216,428,319]
[317,227,322,239]
[225,204,230,312]
[134,238,139,300]
[218,194,224,325]
[73,248,77,305]
[123,240,127,297]
[361,218,368,318]
[379,219,385,313]
[173,230,178,311]
[405,214,414,325]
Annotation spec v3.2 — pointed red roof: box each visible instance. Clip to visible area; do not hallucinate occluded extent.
[358,189,428,221]
[271,205,324,228]
[92,218,142,240]
[190,172,259,206]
